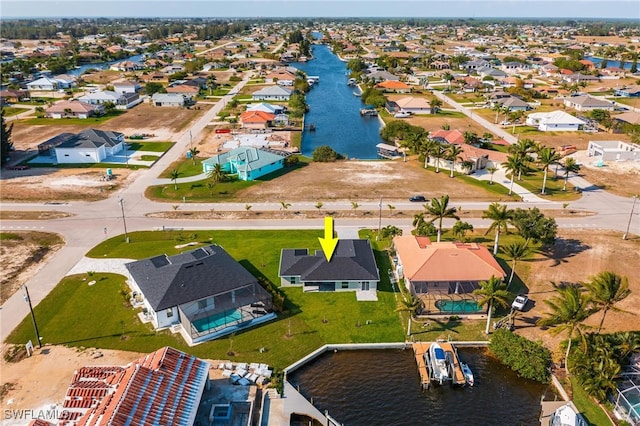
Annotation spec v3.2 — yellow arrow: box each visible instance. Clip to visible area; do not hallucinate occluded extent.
[318,216,339,262]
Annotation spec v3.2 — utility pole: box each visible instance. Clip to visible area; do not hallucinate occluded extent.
[23,285,42,348]
[119,197,130,243]
[377,196,382,240]
[623,195,638,240]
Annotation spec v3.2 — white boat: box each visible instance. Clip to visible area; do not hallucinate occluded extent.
[427,343,450,384]
[347,78,357,86]
[461,363,474,386]
[394,112,412,118]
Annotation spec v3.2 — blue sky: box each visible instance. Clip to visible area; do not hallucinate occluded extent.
[2,0,639,19]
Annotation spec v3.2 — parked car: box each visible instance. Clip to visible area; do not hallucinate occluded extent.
[409,195,428,202]
[511,295,529,311]
[500,120,511,126]
[7,165,30,171]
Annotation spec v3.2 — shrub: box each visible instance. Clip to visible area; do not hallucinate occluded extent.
[312,145,343,162]
[490,328,552,383]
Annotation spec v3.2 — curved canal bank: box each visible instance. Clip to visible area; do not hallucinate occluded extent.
[293,44,383,159]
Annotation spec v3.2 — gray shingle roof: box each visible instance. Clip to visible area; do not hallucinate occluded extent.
[51,129,123,149]
[279,239,379,282]
[126,245,258,311]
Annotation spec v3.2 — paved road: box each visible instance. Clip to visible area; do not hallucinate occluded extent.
[1,75,639,343]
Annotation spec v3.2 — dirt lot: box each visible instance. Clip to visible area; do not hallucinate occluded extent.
[570,150,640,197]
[515,230,640,360]
[0,231,65,304]
[235,157,509,202]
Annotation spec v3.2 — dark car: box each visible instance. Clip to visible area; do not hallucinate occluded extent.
[409,195,427,202]
[7,165,30,171]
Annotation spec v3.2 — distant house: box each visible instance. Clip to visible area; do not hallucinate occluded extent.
[501,61,531,74]
[265,69,297,86]
[166,84,200,99]
[125,245,276,345]
[45,100,104,119]
[109,60,144,72]
[461,59,492,71]
[239,110,275,129]
[251,85,293,101]
[367,70,400,82]
[614,85,640,97]
[0,88,29,103]
[392,96,431,114]
[375,80,412,93]
[246,102,285,115]
[393,236,506,296]
[26,76,59,91]
[202,147,288,181]
[151,93,187,107]
[525,111,587,131]
[563,95,615,112]
[587,140,640,162]
[279,239,380,293]
[563,73,599,84]
[113,80,141,94]
[37,129,124,163]
[46,347,209,426]
[77,90,141,110]
[478,67,508,79]
[494,96,530,111]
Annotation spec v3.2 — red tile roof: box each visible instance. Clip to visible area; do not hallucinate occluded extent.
[376,80,411,90]
[240,110,275,123]
[429,129,465,145]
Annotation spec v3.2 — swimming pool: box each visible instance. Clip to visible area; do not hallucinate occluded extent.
[193,309,242,333]
[435,299,482,313]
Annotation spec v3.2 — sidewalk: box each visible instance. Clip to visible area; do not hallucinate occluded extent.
[471,167,552,203]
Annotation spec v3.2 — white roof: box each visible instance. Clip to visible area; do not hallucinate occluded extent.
[252,85,293,96]
[528,110,586,125]
[78,90,121,102]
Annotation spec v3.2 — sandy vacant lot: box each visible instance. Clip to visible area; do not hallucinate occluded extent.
[515,230,640,359]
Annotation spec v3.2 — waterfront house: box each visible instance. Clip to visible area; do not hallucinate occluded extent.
[525,110,587,131]
[48,347,209,426]
[26,76,59,91]
[251,85,293,101]
[45,100,104,119]
[151,93,187,107]
[246,102,285,115]
[37,129,124,164]
[239,110,275,129]
[392,96,431,114]
[202,147,288,181]
[265,69,297,86]
[367,70,400,82]
[376,80,412,93]
[109,60,144,72]
[587,140,640,162]
[393,236,506,296]
[279,239,380,293]
[125,245,275,345]
[563,95,615,112]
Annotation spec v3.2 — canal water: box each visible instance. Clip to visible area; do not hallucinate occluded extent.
[584,56,634,70]
[288,348,547,425]
[68,54,144,76]
[292,45,383,159]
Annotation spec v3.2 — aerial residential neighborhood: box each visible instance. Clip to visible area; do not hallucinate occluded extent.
[0,4,639,426]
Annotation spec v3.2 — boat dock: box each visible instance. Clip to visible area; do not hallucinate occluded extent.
[360,108,378,117]
[413,341,467,388]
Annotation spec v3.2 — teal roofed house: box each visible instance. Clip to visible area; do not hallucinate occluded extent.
[202,147,289,181]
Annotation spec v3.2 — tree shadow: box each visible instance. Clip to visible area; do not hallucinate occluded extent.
[534,238,591,267]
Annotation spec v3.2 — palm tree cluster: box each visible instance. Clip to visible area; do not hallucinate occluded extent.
[413,195,462,242]
[537,272,632,377]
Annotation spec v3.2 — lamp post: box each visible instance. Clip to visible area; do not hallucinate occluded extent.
[119,197,130,243]
[23,285,42,348]
[622,195,638,240]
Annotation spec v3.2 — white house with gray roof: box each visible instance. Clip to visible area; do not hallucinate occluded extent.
[125,245,276,345]
[251,85,293,101]
[279,239,380,293]
[37,129,124,163]
[526,110,587,131]
[202,147,288,181]
[564,95,615,112]
[151,92,187,107]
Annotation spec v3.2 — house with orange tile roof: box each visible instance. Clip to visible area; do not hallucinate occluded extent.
[375,80,412,93]
[240,110,275,129]
[30,347,210,426]
[393,236,506,297]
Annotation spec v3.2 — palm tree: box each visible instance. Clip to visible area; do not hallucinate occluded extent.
[396,294,422,335]
[537,283,593,375]
[169,168,180,190]
[421,138,439,169]
[562,157,581,191]
[432,145,446,173]
[412,212,426,229]
[446,144,464,178]
[452,220,473,242]
[429,98,442,114]
[280,201,291,212]
[351,201,360,216]
[487,166,498,185]
[502,154,522,195]
[483,202,512,255]
[508,139,536,180]
[502,240,529,288]
[537,146,562,195]
[473,276,510,334]
[189,146,199,165]
[387,204,396,217]
[583,271,631,333]
[425,195,459,242]
[208,163,226,183]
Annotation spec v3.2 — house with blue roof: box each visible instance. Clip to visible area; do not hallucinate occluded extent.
[202,147,288,181]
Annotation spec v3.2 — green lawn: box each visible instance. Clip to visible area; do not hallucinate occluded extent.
[1,106,24,116]
[509,170,581,201]
[458,175,520,200]
[158,157,206,178]
[148,161,309,202]
[8,230,407,367]
[140,155,160,161]
[210,89,230,96]
[21,111,125,125]
[570,377,613,426]
[126,141,175,153]
[28,162,147,170]
[433,110,466,118]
